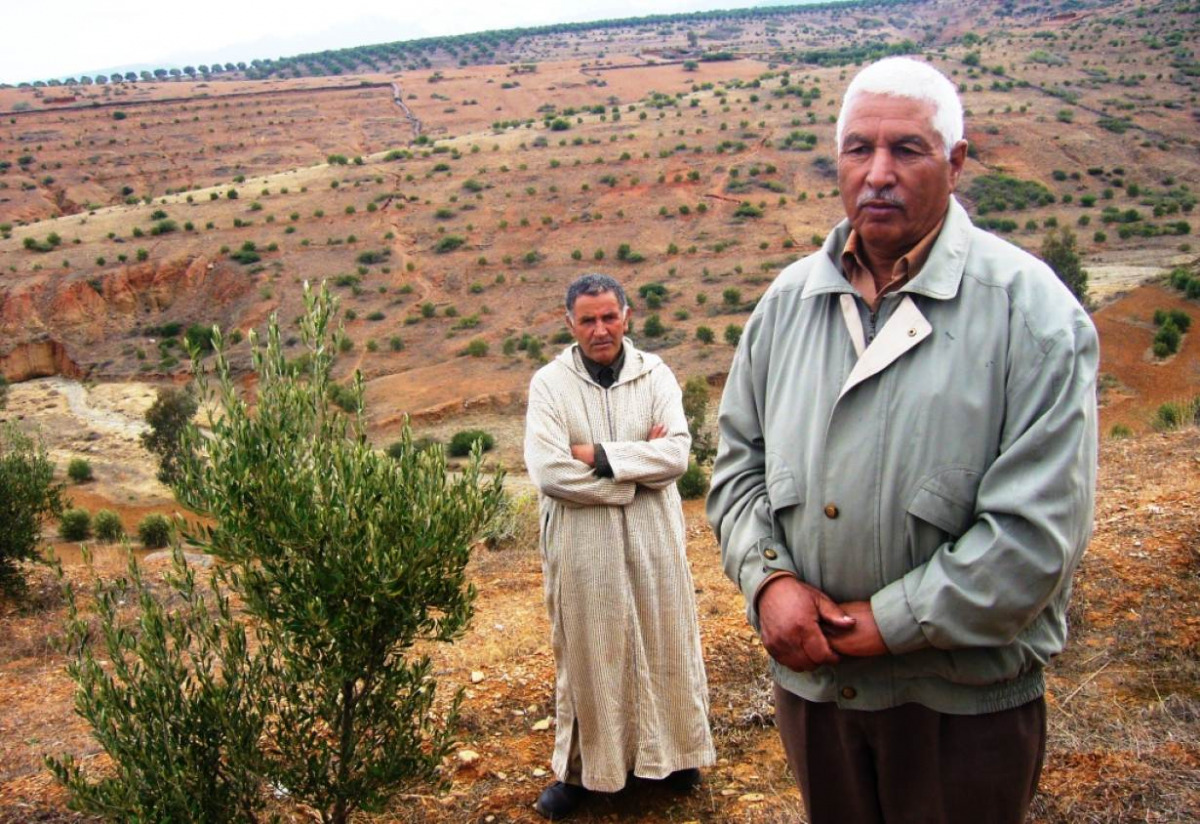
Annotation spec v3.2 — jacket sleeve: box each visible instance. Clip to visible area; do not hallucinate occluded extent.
[524,372,637,508]
[602,366,691,489]
[707,313,803,626]
[872,317,1099,654]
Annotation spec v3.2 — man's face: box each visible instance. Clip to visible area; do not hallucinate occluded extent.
[837,93,966,264]
[567,291,630,366]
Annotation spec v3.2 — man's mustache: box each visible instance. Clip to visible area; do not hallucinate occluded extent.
[856,188,905,208]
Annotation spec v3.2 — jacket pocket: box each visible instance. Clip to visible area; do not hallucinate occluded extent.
[904,469,980,567]
[765,453,803,510]
[765,453,804,545]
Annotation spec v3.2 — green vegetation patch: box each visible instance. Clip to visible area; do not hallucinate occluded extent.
[968,174,1055,214]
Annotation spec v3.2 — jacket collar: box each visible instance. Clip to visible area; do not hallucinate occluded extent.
[802,196,973,302]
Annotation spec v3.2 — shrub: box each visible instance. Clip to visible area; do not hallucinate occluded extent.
[1040,227,1088,304]
[1168,310,1192,333]
[696,326,715,344]
[1109,423,1133,439]
[137,514,171,548]
[448,429,495,457]
[1153,323,1181,356]
[59,508,91,540]
[479,491,538,552]
[639,282,669,301]
[682,376,715,464]
[67,457,94,483]
[969,173,1054,214]
[327,382,359,413]
[185,324,216,353]
[677,460,709,499]
[643,314,666,337]
[0,425,64,592]
[48,547,266,821]
[93,509,124,542]
[724,324,743,346]
[1168,268,1193,291]
[462,338,489,357]
[1152,401,1185,430]
[434,235,465,253]
[53,284,504,824]
[143,387,199,485]
[356,249,389,265]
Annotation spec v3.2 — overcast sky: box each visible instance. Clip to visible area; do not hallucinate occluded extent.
[3,0,801,85]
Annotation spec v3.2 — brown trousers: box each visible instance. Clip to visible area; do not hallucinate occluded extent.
[774,684,1045,824]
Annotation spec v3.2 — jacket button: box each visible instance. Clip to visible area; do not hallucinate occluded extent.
[824,504,839,519]
[841,686,857,700]
[908,328,917,337]
[763,548,778,561]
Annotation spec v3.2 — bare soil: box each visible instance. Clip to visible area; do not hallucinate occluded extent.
[1,427,1197,823]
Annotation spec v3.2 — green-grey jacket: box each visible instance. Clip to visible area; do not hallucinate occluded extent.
[707,198,1098,714]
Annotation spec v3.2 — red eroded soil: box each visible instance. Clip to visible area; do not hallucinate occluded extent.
[1094,284,1200,433]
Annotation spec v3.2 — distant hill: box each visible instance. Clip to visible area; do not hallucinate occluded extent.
[0,0,1196,433]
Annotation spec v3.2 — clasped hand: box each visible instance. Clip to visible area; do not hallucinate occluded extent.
[756,576,887,672]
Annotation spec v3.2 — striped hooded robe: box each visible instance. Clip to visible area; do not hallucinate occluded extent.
[524,341,716,792]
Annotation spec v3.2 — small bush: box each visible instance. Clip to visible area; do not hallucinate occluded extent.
[60,508,92,541]
[93,509,124,542]
[1154,324,1181,356]
[1109,423,1133,439]
[434,235,465,253]
[67,457,93,483]
[138,514,171,548]
[448,429,495,457]
[327,382,359,413]
[677,460,709,500]
[480,491,538,552]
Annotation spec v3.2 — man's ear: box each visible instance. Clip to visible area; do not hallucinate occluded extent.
[623,305,633,330]
[565,310,575,330]
[948,140,968,190]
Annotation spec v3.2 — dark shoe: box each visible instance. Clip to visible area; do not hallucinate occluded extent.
[663,768,701,791]
[535,781,588,820]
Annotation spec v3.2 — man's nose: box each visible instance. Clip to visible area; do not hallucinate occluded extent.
[865,148,896,190]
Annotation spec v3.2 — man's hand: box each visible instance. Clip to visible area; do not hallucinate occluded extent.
[570,443,596,466]
[757,576,856,672]
[826,600,888,658]
[571,424,667,466]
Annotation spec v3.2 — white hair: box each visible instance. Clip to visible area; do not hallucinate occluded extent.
[836,57,964,159]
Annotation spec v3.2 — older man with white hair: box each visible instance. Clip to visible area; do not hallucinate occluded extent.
[708,57,1098,823]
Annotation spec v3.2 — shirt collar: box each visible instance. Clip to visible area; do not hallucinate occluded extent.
[579,344,625,387]
[841,215,946,309]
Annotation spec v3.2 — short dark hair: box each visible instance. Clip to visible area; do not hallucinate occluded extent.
[565,273,628,315]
